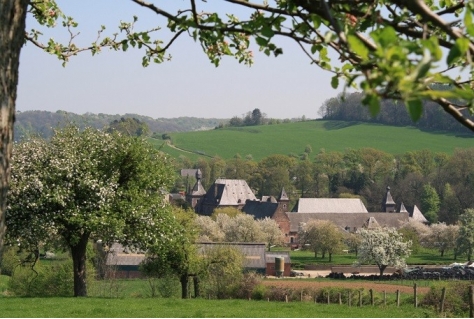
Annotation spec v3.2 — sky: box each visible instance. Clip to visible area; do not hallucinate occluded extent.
[16,0,342,120]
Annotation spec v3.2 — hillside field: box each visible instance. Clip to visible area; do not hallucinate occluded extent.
[152,120,474,161]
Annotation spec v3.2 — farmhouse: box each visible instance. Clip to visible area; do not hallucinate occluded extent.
[186,177,427,244]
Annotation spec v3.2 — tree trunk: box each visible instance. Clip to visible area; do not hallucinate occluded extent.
[193,275,200,298]
[70,233,90,297]
[329,253,332,262]
[0,0,29,265]
[379,265,387,279]
[180,274,189,299]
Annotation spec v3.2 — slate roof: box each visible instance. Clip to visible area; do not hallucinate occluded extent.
[261,196,278,203]
[202,179,257,206]
[407,205,428,223]
[242,200,279,219]
[292,198,368,213]
[287,212,409,232]
[197,242,266,269]
[265,251,291,264]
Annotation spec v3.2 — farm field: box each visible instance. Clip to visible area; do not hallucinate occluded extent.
[155,120,474,161]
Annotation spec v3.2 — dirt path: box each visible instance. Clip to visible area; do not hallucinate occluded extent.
[262,279,430,294]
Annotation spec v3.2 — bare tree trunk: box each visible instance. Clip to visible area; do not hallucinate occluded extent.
[0,0,29,263]
[180,274,189,299]
[379,265,387,279]
[70,233,90,297]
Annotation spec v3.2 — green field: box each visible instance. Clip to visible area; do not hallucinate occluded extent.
[156,120,474,161]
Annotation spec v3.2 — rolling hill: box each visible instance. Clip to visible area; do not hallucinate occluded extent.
[154,120,474,161]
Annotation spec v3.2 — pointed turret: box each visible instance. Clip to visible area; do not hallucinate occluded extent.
[383,186,396,212]
[186,169,206,210]
[277,187,290,212]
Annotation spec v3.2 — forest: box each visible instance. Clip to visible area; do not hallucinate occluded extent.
[319,91,474,134]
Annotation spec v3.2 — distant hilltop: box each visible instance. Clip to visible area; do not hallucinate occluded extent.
[14,110,226,141]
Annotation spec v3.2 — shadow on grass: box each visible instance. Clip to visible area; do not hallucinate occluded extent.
[323,121,360,130]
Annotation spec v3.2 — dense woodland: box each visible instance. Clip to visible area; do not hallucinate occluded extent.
[173,147,472,225]
[319,92,474,134]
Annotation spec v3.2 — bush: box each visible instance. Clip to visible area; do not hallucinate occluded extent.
[234,272,262,299]
[8,257,96,297]
[9,260,74,296]
[421,282,471,317]
[251,284,267,300]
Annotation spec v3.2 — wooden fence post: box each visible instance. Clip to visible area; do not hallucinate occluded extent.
[470,285,474,318]
[327,292,330,305]
[384,291,386,306]
[439,287,446,314]
[285,295,288,303]
[338,292,342,305]
[358,290,362,307]
[396,290,400,307]
[300,291,303,302]
[414,283,418,308]
[348,291,351,307]
[370,289,374,306]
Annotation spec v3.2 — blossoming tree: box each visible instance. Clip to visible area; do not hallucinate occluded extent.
[355,227,412,278]
[6,125,178,296]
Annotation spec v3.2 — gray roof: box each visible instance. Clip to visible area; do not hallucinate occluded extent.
[409,205,428,223]
[197,242,266,269]
[106,243,145,266]
[287,212,409,232]
[265,251,291,263]
[190,178,206,196]
[293,198,368,213]
[242,200,278,219]
[384,186,396,206]
[205,179,257,205]
[261,196,277,203]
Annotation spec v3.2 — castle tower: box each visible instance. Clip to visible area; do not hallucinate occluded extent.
[382,186,396,213]
[186,169,206,210]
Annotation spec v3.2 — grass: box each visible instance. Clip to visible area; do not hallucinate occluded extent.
[158,120,474,161]
[0,297,437,317]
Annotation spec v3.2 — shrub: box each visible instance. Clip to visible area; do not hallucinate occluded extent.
[8,257,96,297]
[235,272,262,299]
[251,284,267,300]
[421,282,471,317]
[8,260,74,296]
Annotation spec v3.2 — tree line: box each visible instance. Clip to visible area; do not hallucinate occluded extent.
[318,92,474,134]
[173,147,474,225]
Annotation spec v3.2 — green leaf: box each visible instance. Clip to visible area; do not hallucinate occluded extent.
[122,40,129,51]
[331,75,339,89]
[255,37,268,46]
[447,44,461,65]
[362,93,380,117]
[347,34,369,60]
[261,25,274,38]
[405,99,423,122]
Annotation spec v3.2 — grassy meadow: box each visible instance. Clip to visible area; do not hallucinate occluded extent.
[154,120,474,161]
[0,297,437,318]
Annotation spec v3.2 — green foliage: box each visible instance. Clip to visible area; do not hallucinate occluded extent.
[457,209,474,260]
[200,245,245,299]
[421,184,440,224]
[8,259,77,297]
[106,117,150,137]
[421,282,472,317]
[6,125,177,296]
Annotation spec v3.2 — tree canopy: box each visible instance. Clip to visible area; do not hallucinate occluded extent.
[355,227,412,278]
[6,125,177,296]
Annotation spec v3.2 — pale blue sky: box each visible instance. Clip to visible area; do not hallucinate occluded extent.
[16,0,341,119]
